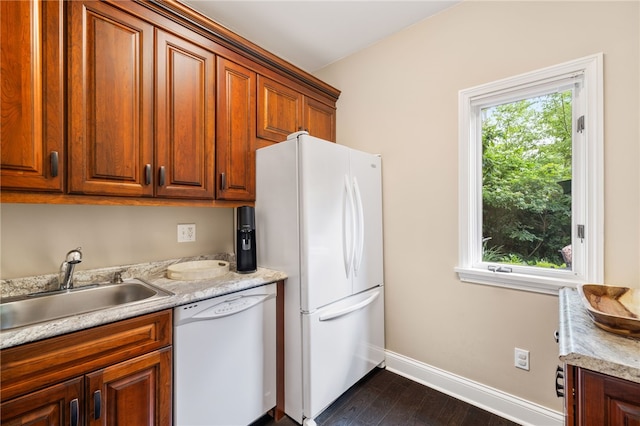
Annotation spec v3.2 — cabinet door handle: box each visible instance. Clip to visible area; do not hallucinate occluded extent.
[144,164,152,185]
[159,166,166,186]
[50,151,59,178]
[555,365,565,397]
[94,389,102,420]
[70,398,79,426]
[220,172,226,190]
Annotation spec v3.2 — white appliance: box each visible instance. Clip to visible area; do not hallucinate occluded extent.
[256,132,385,426]
[173,283,276,426]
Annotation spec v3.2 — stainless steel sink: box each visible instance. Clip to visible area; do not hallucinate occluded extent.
[0,279,173,331]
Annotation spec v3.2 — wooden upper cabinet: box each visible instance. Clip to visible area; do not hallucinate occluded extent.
[156,29,215,199]
[258,75,336,143]
[2,0,339,206]
[68,2,216,200]
[1,0,64,192]
[68,0,154,197]
[217,58,257,201]
[304,96,336,142]
[257,76,301,143]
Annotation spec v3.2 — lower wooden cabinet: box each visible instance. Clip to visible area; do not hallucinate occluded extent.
[86,348,171,426]
[566,365,640,426]
[0,377,84,426]
[0,310,172,426]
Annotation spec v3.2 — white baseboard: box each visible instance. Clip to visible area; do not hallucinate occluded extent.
[384,350,564,426]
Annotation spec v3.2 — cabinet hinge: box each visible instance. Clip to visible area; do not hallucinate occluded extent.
[577,115,585,133]
[577,224,585,242]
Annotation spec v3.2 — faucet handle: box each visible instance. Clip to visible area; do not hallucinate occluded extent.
[113,271,124,284]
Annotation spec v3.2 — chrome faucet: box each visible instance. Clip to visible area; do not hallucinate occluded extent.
[59,247,83,290]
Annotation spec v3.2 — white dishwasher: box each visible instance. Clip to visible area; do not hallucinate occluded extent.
[173,283,276,426]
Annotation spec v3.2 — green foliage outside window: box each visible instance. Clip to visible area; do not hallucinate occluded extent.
[481,91,573,268]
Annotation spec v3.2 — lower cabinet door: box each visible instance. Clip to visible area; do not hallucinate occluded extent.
[577,368,640,426]
[86,348,172,426]
[0,377,83,426]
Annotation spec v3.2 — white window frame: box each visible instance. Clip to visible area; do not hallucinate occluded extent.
[456,54,603,295]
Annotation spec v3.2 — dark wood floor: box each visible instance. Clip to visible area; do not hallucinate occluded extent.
[255,368,520,426]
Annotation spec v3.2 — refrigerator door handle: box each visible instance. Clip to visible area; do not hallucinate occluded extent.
[343,175,356,278]
[352,177,365,275]
[318,290,381,321]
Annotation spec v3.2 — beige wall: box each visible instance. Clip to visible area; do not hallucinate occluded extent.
[0,204,234,279]
[315,0,639,411]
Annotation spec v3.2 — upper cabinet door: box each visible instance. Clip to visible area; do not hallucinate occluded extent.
[156,30,215,199]
[217,58,256,201]
[257,76,301,143]
[258,75,337,143]
[1,0,64,192]
[304,97,336,143]
[68,1,154,196]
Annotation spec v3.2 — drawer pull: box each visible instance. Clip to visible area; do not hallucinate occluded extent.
[70,398,79,426]
[94,389,102,419]
[159,166,166,186]
[145,164,152,185]
[51,151,59,177]
[555,365,565,397]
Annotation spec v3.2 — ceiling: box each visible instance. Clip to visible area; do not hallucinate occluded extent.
[179,1,461,72]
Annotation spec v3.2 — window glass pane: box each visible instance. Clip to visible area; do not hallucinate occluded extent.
[481,90,572,269]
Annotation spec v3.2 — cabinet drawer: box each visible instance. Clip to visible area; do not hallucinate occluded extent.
[1,309,172,401]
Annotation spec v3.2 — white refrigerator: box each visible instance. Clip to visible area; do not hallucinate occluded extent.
[256,132,385,426]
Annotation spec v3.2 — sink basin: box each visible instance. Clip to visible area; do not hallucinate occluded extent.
[0,279,173,331]
[577,284,640,338]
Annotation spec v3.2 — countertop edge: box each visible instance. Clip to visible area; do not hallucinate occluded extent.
[558,287,640,384]
[1,264,287,349]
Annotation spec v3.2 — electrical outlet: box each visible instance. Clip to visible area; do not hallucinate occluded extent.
[514,348,530,371]
[177,224,196,242]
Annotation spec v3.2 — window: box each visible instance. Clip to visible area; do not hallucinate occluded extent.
[456,54,603,294]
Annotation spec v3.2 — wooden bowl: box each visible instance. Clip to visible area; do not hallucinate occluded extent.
[577,284,640,338]
[167,260,230,281]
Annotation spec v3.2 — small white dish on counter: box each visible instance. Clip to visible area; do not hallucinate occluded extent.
[167,260,230,281]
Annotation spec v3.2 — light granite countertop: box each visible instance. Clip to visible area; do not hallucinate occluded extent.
[0,255,287,350]
[559,287,640,384]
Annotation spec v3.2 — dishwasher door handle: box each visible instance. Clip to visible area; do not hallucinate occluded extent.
[185,293,275,322]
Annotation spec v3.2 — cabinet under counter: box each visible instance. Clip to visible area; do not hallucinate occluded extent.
[558,288,640,425]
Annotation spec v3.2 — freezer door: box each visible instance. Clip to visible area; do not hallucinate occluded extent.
[302,286,385,421]
[299,136,353,311]
[349,149,384,294]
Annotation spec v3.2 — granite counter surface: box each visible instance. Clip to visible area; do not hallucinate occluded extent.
[0,255,287,350]
[559,287,640,384]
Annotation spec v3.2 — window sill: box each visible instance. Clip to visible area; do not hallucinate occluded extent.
[454,267,583,295]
